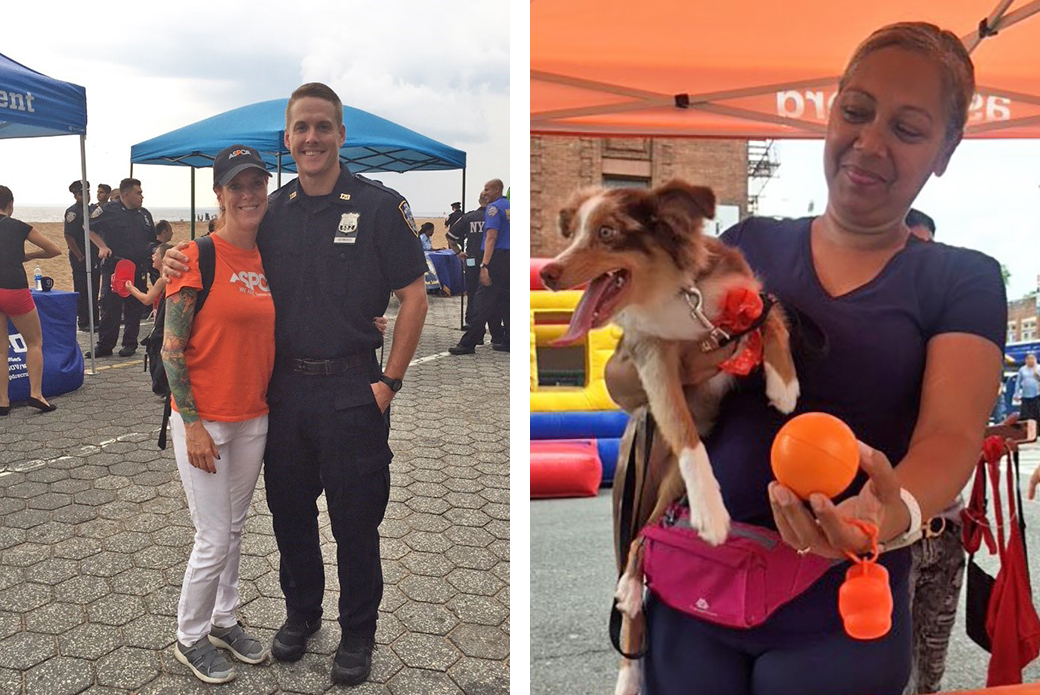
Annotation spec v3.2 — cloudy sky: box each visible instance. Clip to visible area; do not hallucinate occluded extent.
[0,1,510,216]
[756,139,1040,301]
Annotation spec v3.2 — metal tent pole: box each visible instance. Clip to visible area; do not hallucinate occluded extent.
[190,168,196,240]
[79,134,96,375]
[460,166,467,330]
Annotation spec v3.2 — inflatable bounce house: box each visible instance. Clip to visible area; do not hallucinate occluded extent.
[530,259,629,498]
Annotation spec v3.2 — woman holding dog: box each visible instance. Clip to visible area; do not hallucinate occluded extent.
[607,23,1005,695]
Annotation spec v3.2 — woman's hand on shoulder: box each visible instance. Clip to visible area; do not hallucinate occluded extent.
[162,242,192,280]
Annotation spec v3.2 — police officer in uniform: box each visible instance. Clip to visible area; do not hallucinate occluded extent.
[86,177,154,358]
[446,192,499,338]
[250,83,430,685]
[63,180,99,330]
[449,178,509,354]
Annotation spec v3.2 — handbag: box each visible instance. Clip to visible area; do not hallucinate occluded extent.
[961,437,1040,685]
[609,411,835,656]
[642,506,835,629]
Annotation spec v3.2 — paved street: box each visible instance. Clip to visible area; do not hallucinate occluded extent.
[0,294,509,694]
[532,444,1040,694]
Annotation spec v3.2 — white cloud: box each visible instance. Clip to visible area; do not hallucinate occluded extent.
[0,0,509,216]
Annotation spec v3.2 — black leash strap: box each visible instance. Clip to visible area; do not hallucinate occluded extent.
[609,412,654,660]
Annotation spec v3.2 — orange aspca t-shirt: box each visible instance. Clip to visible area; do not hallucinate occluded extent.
[166,234,275,422]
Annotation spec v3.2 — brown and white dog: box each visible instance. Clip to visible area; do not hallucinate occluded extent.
[540,180,799,695]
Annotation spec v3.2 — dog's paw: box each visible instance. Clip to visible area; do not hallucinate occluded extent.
[764,363,799,414]
[615,660,642,695]
[679,446,731,546]
[615,572,644,619]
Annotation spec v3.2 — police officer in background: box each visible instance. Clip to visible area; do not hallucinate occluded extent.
[85,178,154,358]
[165,82,429,685]
[63,180,99,331]
[447,191,499,338]
[444,200,463,229]
[449,178,509,354]
[96,183,112,206]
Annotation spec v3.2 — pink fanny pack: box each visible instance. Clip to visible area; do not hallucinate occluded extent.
[643,507,836,629]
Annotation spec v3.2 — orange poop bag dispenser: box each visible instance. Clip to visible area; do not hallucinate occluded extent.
[838,518,893,640]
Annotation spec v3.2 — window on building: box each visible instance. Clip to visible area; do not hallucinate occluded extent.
[1023,318,1036,342]
[1009,321,1019,342]
[603,175,650,189]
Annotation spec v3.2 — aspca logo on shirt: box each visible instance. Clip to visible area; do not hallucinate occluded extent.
[228,270,271,295]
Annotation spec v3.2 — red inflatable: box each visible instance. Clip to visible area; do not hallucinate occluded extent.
[531,439,602,499]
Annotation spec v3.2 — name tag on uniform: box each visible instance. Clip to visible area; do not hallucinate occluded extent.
[333,235,356,244]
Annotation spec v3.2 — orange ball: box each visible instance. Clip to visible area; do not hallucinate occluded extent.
[770,412,858,500]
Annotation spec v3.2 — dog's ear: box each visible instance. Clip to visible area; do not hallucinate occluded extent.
[654,180,716,230]
[558,207,575,238]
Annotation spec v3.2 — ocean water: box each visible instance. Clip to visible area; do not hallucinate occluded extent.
[15,205,439,224]
[16,205,221,223]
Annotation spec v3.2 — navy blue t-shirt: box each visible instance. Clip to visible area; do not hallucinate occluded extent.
[670,216,1007,638]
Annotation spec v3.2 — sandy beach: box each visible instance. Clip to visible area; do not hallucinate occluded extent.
[21,216,449,293]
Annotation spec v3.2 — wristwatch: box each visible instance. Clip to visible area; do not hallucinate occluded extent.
[480,263,489,269]
[379,375,403,392]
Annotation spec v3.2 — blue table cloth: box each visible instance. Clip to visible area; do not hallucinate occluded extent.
[6,290,83,402]
[426,250,464,295]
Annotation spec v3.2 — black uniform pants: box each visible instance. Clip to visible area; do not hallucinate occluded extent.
[464,261,480,326]
[459,250,509,349]
[69,252,99,328]
[96,269,145,352]
[263,362,392,639]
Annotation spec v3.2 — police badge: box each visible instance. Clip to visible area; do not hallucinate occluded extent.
[335,212,359,244]
[399,200,419,236]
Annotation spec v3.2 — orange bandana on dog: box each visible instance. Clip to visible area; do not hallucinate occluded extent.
[716,287,765,376]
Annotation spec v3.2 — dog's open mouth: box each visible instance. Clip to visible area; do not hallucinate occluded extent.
[553,269,630,346]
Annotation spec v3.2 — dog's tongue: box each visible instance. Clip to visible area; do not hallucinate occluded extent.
[552,274,612,346]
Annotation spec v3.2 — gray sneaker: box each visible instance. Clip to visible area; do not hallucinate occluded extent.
[174,637,235,684]
[209,621,268,664]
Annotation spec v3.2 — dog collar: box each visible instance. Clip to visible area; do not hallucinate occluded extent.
[679,286,776,353]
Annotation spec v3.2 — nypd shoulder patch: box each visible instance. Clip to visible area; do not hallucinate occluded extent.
[90,206,103,219]
[399,200,418,236]
[487,205,498,218]
[65,211,77,224]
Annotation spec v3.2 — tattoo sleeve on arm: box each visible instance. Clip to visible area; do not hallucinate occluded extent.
[161,288,200,424]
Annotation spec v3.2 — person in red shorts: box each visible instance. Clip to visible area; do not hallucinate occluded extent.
[0,185,62,415]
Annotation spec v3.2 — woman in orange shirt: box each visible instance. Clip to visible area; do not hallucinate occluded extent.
[162,145,275,683]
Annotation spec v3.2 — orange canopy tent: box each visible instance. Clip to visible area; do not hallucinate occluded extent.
[531,0,1040,139]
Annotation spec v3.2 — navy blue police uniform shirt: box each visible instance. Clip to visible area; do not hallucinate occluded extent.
[446,206,486,256]
[664,216,1007,636]
[64,202,100,265]
[482,196,510,250]
[89,201,155,267]
[259,165,427,359]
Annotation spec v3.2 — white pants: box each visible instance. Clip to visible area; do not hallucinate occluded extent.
[171,410,267,644]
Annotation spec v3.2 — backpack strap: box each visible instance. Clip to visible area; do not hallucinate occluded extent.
[158,396,171,450]
[194,234,216,315]
[609,410,654,660]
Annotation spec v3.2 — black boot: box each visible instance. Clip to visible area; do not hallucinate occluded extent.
[271,616,320,662]
[331,634,374,686]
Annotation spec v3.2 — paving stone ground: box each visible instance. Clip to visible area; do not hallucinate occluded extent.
[0,294,509,694]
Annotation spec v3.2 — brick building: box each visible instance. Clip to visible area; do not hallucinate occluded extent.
[1008,295,1039,343]
[530,136,750,258]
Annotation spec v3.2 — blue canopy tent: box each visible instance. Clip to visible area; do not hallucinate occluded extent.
[0,52,101,373]
[130,99,467,238]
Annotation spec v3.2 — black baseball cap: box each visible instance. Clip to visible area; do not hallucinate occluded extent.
[451,201,461,209]
[213,145,268,187]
